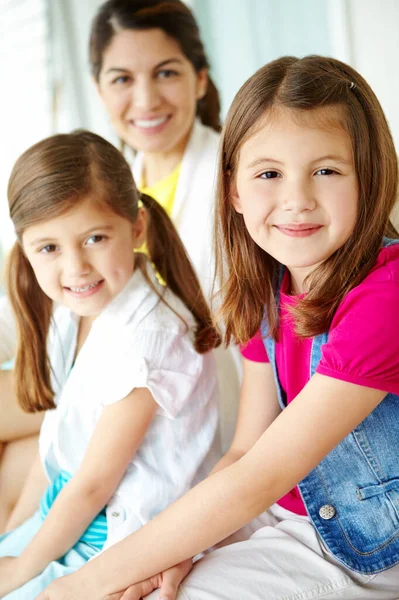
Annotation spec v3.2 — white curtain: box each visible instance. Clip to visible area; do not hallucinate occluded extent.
[48,0,116,142]
[0,0,52,274]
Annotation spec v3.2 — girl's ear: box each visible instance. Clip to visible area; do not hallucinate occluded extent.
[229,179,243,214]
[133,207,148,248]
[196,68,208,100]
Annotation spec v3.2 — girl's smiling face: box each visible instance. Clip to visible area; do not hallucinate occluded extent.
[230,106,358,293]
[22,197,145,319]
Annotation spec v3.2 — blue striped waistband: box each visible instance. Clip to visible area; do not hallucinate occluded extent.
[39,471,107,550]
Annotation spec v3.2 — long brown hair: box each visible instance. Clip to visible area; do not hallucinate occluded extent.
[215,55,399,345]
[89,0,221,133]
[7,130,220,413]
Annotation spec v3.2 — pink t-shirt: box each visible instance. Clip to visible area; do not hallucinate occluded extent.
[241,245,399,515]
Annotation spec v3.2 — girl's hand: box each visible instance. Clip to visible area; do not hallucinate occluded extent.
[0,556,31,596]
[105,559,193,600]
[35,573,92,600]
[35,560,193,600]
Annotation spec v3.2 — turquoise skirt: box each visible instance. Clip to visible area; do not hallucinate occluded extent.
[0,472,107,598]
[0,511,97,598]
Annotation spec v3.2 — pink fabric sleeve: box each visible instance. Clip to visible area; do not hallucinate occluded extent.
[240,331,269,363]
[317,251,399,394]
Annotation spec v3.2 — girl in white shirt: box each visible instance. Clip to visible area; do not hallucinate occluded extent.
[0,129,220,598]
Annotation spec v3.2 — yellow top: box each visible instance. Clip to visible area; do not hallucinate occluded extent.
[139,163,181,218]
[137,164,181,285]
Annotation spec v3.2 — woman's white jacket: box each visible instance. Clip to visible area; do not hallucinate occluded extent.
[132,119,219,300]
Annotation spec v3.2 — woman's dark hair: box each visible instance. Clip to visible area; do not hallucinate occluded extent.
[7,130,220,413]
[90,0,221,132]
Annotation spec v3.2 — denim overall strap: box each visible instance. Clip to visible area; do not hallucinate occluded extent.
[261,266,287,410]
[309,331,329,376]
[382,237,399,248]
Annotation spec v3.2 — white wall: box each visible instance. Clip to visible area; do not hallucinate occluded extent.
[328,0,399,149]
[192,0,331,118]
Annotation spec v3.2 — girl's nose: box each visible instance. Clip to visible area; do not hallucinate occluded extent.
[282,181,316,213]
[63,251,90,278]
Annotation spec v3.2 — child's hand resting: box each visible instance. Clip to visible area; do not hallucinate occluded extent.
[35,559,193,600]
[0,555,35,596]
[106,559,193,600]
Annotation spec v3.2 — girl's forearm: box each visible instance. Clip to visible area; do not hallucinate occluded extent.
[5,453,48,532]
[209,449,244,475]
[76,456,272,596]
[20,478,109,579]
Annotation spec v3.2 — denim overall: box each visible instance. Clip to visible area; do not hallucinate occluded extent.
[261,239,399,574]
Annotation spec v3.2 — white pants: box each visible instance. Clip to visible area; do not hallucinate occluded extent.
[146,504,399,600]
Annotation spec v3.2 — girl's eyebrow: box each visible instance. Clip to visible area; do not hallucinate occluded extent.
[105,58,183,75]
[247,154,350,169]
[26,237,56,247]
[80,224,115,235]
[310,154,350,165]
[247,158,283,169]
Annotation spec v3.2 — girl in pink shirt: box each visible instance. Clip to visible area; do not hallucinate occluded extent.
[39,56,399,600]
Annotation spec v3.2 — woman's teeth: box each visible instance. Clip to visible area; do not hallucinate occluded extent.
[134,116,168,128]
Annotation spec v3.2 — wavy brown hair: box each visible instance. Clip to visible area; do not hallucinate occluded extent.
[7,130,220,413]
[89,0,221,133]
[215,55,399,345]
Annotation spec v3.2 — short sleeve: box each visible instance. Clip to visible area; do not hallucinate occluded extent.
[0,295,17,364]
[240,330,269,363]
[100,329,203,419]
[317,278,399,394]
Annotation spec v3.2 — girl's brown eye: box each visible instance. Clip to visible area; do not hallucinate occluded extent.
[316,169,337,176]
[260,171,280,179]
[40,244,57,254]
[86,235,105,245]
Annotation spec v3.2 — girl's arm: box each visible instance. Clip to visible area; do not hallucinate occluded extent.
[15,387,157,585]
[42,373,385,598]
[90,359,280,600]
[5,451,48,532]
[103,358,282,600]
[211,358,281,474]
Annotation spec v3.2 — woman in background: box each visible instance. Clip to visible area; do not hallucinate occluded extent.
[91,0,221,298]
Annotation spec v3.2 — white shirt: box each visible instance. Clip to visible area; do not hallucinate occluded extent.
[38,262,220,550]
[132,121,243,450]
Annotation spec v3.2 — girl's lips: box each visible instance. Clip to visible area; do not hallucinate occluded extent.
[274,224,323,238]
[64,280,104,299]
